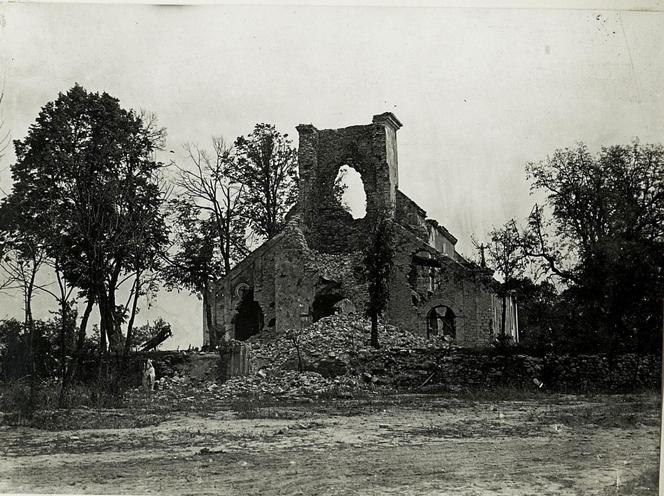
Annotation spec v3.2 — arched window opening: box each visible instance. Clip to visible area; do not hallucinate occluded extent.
[335,165,366,220]
[426,305,456,340]
[234,289,264,341]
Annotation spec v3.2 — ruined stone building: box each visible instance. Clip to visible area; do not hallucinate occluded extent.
[206,113,517,348]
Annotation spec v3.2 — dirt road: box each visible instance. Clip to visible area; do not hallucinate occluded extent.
[0,393,659,495]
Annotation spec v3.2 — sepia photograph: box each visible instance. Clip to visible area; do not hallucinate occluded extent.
[0,1,662,494]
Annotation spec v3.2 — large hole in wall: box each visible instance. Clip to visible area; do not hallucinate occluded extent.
[335,165,366,220]
[312,278,344,322]
[312,293,344,322]
[234,289,264,341]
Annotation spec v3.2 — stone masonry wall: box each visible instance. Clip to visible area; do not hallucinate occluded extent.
[212,216,364,339]
[296,113,401,253]
[210,113,498,348]
[354,349,661,392]
[388,224,495,347]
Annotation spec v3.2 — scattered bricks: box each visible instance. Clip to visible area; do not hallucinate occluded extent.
[246,314,453,377]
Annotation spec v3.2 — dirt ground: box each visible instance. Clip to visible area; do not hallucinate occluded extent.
[0,392,659,495]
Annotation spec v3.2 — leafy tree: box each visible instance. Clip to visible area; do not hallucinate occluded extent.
[506,277,558,350]
[524,141,664,352]
[0,316,76,381]
[363,215,395,348]
[485,219,528,339]
[232,124,298,239]
[6,84,169,361]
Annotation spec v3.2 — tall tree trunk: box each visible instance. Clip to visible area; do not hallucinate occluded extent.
[60,295,94,408]
[370,311,380,349]
[220,255,232,344]
[98,289,110,353]
[25,263,37,377]
[501,294,507,338]
[98,286,124,353]
[58,295,68,394]
[103,263,125,353]
[203,282,217,350]
[107,287,124,353]
[124,271,141,356]
[56,263,69,397]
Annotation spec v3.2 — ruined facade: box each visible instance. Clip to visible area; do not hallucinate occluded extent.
[207,113,515,348]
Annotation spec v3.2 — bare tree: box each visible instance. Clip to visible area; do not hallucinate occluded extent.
[0,90,10,160]
[176,138,248,274]
[172,138,248,347]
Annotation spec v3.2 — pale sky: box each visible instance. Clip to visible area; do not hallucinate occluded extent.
[0,2,662,349]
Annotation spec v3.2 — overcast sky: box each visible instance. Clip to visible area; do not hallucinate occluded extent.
[0,3,662,349]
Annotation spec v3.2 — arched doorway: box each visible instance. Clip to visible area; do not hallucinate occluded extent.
[234,289,264,341]
[426,305,455,340]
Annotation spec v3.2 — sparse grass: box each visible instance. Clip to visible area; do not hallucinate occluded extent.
[530,397,660,430]
[404,418,541,439]
[602,466,659,495]
[434,385,547,402]
[0,378,128,417]
[3,408,168,430]
[231,397,312,420]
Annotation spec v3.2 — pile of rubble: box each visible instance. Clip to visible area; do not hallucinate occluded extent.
[122,315,456,403]
[217,370,375,399]
[127,369,378,402]
[247,314,453,378]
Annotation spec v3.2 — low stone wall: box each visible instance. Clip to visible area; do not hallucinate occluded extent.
[77,351,219,387]
[75,349,661,394]
[351,349,661,393]
[540,353,660,392]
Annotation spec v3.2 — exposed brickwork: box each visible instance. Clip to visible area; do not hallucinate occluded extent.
[209,113,499,347]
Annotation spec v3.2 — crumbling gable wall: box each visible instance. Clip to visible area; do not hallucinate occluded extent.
[210,216,363,341]
[395,190,429,242]
[208,234,282,342]
[296,113,402,253]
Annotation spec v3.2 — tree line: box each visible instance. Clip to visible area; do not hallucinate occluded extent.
[1,84,661,405]
[480,141,664,354]
[0,85,302,400]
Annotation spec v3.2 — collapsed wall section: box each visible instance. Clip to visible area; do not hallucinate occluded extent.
[208,112,499,349]
[210,216,364,341]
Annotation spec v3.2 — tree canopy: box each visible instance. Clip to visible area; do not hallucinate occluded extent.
[232,124,298,239]
[522,141,664,352]
[4,84,169,353]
